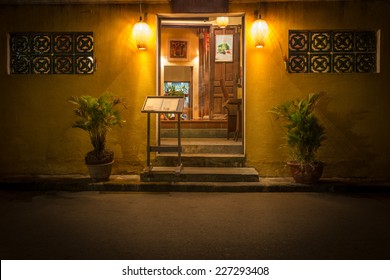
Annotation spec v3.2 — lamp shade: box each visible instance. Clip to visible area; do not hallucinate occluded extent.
[216,16,229,28]
[251,18,269,48]
[133,21,151,50]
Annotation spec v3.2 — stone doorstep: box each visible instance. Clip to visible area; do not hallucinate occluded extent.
[155,138,245,167]
[160,138,242,146]
[161,128,229,138]
[160,120,228,129]
[143,166,258,175]
[140,167,260,182]
[154,153,246,167]
[159,139,243,154]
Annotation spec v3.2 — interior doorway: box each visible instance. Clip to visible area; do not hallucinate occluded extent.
[157,13,245,146]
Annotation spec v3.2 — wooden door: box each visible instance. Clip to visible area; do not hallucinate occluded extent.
[210,26,241,118]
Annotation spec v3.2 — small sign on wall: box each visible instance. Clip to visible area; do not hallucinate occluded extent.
[168,39,189,61]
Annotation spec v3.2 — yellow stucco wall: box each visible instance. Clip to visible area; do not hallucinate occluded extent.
[0,4,165,174]
[0,1,389,178]
[239,1,390,178]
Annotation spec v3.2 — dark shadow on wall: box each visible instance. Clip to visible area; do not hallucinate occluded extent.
[316,95,378,178]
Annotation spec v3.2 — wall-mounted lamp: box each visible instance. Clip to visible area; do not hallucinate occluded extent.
[251,10,269,48]
[132,1,151,50]
[216,16,229,28]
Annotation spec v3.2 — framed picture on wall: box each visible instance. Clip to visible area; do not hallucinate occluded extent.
[168,39,189,61]
[215,34,233,62]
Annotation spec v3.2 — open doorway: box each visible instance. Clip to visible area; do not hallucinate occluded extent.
[157,13,245,151]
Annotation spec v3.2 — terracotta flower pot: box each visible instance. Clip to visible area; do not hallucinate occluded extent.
[287,161,324,184]
[86,161,114,181]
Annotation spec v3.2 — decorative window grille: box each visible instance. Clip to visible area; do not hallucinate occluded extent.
[8,32,94,74]
[288,30,378,73]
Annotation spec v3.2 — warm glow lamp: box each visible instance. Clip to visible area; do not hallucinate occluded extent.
[133,19,151,50]
[251,5,269,49]
[133,0,151,50]
[216,16,229,28]
[251,17,269,48]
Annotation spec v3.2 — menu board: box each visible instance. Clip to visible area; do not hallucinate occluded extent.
[142,96,184,113]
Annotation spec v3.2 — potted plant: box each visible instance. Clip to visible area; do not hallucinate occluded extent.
[270,92,326,184]
[165,84,185,97]
[69,92,126,181]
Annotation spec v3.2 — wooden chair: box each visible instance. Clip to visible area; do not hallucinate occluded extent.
[220,79,242,141]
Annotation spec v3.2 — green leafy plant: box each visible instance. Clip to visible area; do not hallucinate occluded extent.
[69,92,126,164]
[166,85,185,97]
[270,92,326,164]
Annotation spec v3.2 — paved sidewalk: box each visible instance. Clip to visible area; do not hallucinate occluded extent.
[1,191,390,259]
[0,174,389,192]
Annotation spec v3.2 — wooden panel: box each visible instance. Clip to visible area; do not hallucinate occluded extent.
[225,63,234,81]
[213,97,224,114]
[171,0,228,13]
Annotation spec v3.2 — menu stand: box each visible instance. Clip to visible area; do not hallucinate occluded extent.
[141,96,185,175]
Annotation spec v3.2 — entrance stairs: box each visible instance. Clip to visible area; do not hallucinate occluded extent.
[140,132,259,182]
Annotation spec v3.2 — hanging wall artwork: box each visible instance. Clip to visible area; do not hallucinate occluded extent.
[168,39,189,61]
[9,32,94,74]
[215,34,233,62]
[288,30,378,73]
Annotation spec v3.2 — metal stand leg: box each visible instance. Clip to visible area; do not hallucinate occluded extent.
[176,113,183,175]
[146,112,151,173]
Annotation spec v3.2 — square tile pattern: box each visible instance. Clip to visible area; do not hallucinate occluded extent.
[288,30,377,73]
[9,32,94,74]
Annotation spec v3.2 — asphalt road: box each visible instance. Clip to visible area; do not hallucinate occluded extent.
[1,191,390,260]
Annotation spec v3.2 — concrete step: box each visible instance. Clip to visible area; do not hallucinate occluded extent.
[161,128,228,138]
[140,167,259,182]
[154,153,245,167]
[160,138,243,154]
